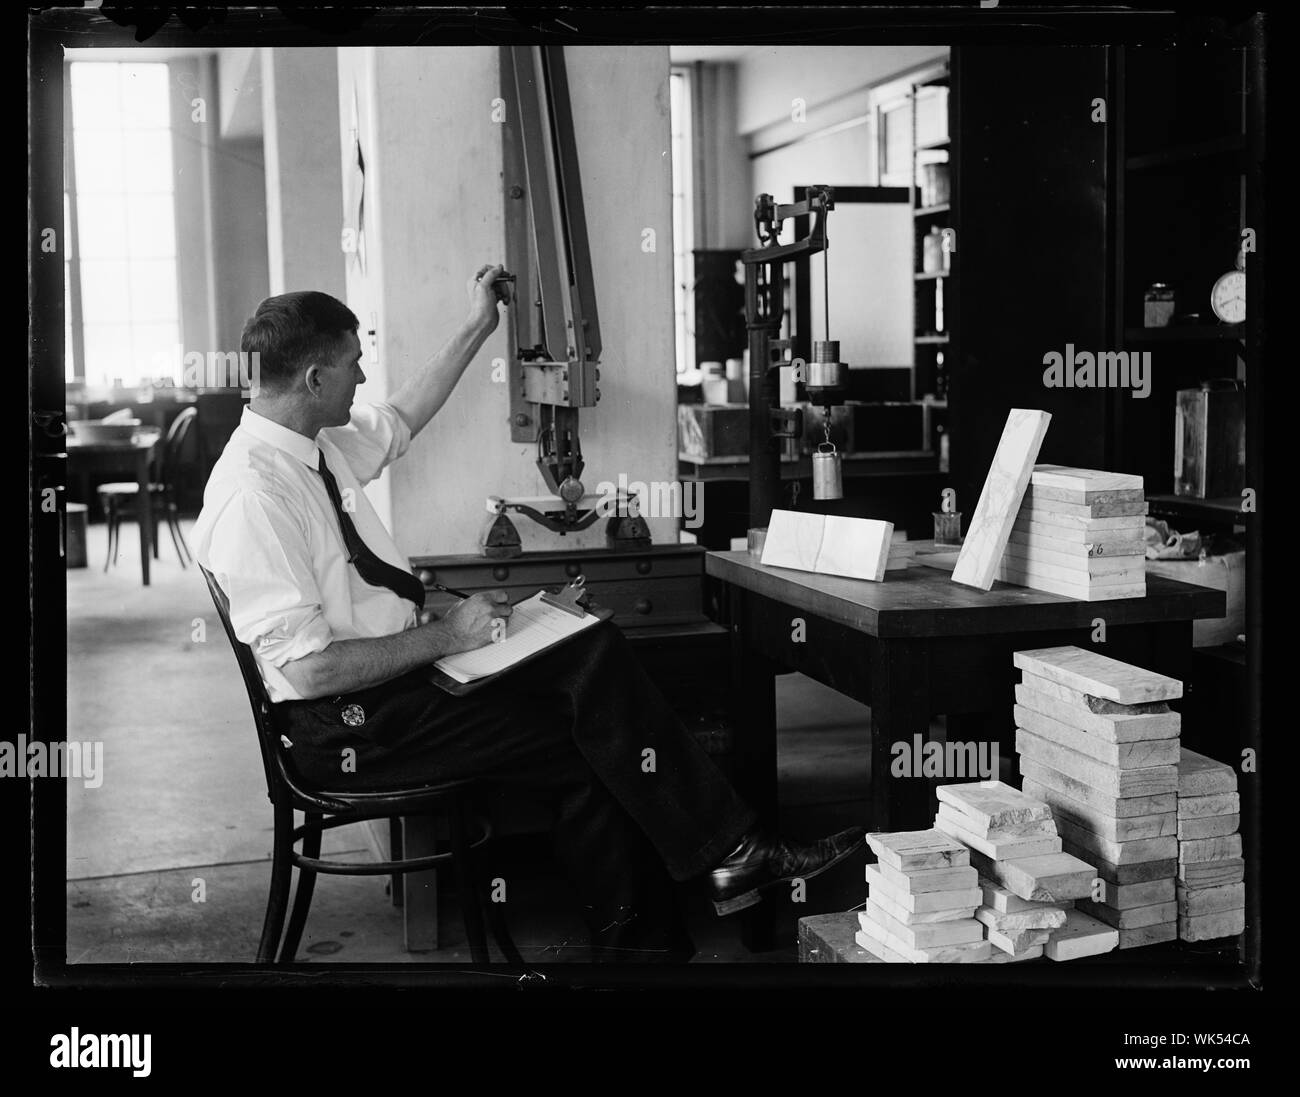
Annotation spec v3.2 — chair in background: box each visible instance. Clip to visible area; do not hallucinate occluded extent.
[99,406,197,572]
[200,565,521,964]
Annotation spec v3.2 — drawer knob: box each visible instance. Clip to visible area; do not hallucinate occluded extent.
[417,570,434,586]
[635,560,652,575]
[634,598,653,615]
[565,562,582,577]
[493,566,510,582]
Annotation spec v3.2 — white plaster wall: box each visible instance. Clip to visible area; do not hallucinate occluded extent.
[737,45,950,135]
[261,48,346,300]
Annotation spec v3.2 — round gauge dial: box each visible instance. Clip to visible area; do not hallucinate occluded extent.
[1210,270,1245,324]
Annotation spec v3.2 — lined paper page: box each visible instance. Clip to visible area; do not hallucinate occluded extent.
[432,591,600,684]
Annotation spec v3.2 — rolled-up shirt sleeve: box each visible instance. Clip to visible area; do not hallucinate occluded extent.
[320,401,411,485]
[206,490,334,669]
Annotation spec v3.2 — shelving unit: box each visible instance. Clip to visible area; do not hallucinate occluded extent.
[1110,42,1255,516]
[909,64,952,464]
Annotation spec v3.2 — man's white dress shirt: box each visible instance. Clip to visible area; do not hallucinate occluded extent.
[194,404,418,702]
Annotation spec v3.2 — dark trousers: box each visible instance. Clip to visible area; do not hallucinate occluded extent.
[276,621,757,957]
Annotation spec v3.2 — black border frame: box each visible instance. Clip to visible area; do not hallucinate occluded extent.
[26,5,1268,1026]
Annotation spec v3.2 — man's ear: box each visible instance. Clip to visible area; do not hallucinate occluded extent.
[302,362,323,397]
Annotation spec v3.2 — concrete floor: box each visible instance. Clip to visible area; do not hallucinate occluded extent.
[67,518,881,964]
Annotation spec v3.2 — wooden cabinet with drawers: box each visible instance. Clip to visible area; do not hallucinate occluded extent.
[408,544,734,761]
[411,544,717,636]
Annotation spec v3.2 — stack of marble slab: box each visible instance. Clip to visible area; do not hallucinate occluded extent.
[884,538,917,573]
[1177,748,1245,942]
[932,780,1103,961]
[995,465,1146,601]
[856,830,991,963]
[1012,645,1182,948]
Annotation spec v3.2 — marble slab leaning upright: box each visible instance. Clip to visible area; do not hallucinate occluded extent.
[951,409,1052,590]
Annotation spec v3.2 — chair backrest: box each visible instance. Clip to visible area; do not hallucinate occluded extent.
[159,406,198,485]
[199,563,339,809]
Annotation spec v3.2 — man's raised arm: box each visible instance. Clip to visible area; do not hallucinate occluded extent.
[387,263,511,437]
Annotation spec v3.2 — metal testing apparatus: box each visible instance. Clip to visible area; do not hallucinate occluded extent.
[480,45,650,559]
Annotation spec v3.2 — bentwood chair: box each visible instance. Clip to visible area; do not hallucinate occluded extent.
[99,406,198,571]
[201,565,522,964]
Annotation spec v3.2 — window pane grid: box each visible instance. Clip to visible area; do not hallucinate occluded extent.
[68,60,179,388]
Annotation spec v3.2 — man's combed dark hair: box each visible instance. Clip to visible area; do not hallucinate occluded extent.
[240,292,360,390]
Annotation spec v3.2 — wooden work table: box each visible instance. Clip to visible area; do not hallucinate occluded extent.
[706,550,1226,949]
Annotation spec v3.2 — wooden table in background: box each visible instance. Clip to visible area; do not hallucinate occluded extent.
[65,431,160,585]
[707,550,1226,951]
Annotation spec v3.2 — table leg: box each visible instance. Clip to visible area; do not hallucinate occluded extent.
[728,602,779,952]
[136,451,152,585]
[868,639,933,832]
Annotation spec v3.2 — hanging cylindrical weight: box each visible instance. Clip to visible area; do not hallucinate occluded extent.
[808,339,846,396]
[812,441,843,500]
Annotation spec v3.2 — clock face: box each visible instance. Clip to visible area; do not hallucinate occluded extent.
[1211,270,1246,323]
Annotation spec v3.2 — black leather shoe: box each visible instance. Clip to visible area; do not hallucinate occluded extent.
[709,826,866,916]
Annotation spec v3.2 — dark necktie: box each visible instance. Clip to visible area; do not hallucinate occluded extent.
[316,451,426,608]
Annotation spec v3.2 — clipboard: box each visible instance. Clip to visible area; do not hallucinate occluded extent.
[426,604,615,695]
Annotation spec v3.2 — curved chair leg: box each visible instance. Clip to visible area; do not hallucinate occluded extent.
[469,795,522,964]
[486,882,524,965]
[449,798,490,963]
[172,502,193,565]
[258,801,295,963]
[278,812,321,963]
[166,508,188,569]
[101,497,114,572]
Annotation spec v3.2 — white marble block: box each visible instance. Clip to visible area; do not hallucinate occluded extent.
[952,408,1052,591]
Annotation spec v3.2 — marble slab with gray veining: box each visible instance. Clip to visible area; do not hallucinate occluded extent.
[1178,834,1243,864]
[1010,519,1147,545]
[866,865,983,912]
[1017,506,1148,530]
[1014,684,1180,743]
[1007,529,1146,556]
[1178,813,1239,840]
[1016,730,1178,797]
[1118,922,1178,948]
[1054,816,1178,866]
[1018,757,1176,818]
[935,779,1055,831]
[1178,858,1244,888]
[1022,492,1148,518]
[952,408,1052,590]
[1043,908,1119,959]
[1014,706,1180,768]
[1177,790,1240,818]
[1020,777,1177,843]
[760,508,893,582]
[857,911,993,963]
[979,876,1074,914]
[1013,645,1183,703]
[866,828,971,871]
[1177,747,1238,797]
[935,809,1063,860]
[1175,881,1244,917]
[1178,908,1244,942]
[1031,465,1144,493]
[1003,542,1139,574]
[970,848,1098,902]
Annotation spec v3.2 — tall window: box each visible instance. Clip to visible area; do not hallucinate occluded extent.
[669,67,694,375]
[67,61,180,388]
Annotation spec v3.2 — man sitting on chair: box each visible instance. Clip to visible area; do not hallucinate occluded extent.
[193,267,863,962]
